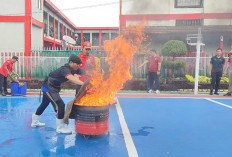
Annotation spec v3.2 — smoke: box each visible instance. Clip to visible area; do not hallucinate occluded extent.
[126,0,166,14]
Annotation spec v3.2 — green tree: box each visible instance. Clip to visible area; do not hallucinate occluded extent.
[161,40,187,78]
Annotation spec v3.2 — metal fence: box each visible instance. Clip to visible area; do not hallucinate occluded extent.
[0,51,230,81]
[0,51,106,79]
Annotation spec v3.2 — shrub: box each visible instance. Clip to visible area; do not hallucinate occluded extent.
[161,40,187,57]
[162,61,186,69]
[161,40,187,78]
[220,77,229,83]
[185,75,195,83]
[185,75,229,83]
[198,76,211,83]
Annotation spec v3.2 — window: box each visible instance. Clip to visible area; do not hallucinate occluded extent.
[64,26,67,35]
[176,19,203,26]
[49,15,53,38]
[43,12,48,36]
[175,0,203,8]
[59,23,62,40]
[111,32,118,40]
[101,33,109,47]
[83,33,90,42]
[38,0,42,10]
[76,33,81,46]
[55,20,58,39]
[92,33,99,46]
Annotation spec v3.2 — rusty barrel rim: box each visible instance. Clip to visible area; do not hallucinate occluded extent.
[74,105,109,122]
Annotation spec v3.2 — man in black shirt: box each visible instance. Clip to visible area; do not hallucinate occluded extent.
[209,48,226,95]
[31,55,84,134]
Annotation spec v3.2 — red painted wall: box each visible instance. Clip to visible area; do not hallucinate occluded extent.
[25,0,32,56]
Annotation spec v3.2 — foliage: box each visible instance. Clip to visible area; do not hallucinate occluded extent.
[185,75,195,83]
[198,76,211,83]
[161,40,187,78]
[159,76,165,84]
[161,40,187,56]
[220,77,229,83]
[185,75,229,83]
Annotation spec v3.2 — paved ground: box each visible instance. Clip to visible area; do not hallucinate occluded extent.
[1,94,232,157]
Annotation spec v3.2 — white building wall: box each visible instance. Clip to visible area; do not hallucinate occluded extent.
[31,24,43,50]
[122,0,204,15]
[204,0,232,13]
[122,0,232,26]
[0,22,24,52]
[122,0,232,15]
[32,0,43,22]
[0,0,25,16]
[204,19,232,26]
[122,0,171,15]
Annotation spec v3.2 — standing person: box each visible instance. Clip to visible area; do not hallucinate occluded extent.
[95,51,103,73]
[209,48,226,95]
[76,41,96,94]
[31,55,84,134]
[0,56,19,96]
[223,52,232,96]
[140,52,151,92]
[146,53,151,92]
[138,50,162,93]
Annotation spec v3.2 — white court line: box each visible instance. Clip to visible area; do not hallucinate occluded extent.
[115,97,138,157]
[205,98,232,109]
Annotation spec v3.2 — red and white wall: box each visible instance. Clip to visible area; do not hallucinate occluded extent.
[0,0,26,54]
[120,0,232,54]
[120,0,232,27]
[0,0,44,56]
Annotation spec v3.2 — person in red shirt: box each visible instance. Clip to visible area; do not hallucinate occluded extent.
[0,56,19,96]
[78,41,96,72]
[138,50,162,94]
[76,41,96,94]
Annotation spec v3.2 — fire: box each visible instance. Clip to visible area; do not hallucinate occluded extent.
[74,23,146,106]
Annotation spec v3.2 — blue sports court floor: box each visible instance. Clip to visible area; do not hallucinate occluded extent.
[1,95,232,157]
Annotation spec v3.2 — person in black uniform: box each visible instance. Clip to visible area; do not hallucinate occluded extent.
[209,48,226,95]
[31,55,84,134]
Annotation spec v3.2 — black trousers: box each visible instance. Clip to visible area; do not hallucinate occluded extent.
[76,84,82,95]
[148,72,160,90]
[35,90,65,119]
[0,74,7,93]
[210,71,222,93]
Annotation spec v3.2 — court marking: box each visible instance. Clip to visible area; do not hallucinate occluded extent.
[115,97,138,157]
[205,98,232,109]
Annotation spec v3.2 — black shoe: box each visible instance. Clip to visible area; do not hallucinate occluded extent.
[210,89,213,95]
[214,93,219,95]
[1,93,6,96]
[223,93,231,96]
[4,91,11,95]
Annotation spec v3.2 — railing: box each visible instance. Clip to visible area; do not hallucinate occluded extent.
[0,51,230,81]
[0,52,25,78]
[0,51,106,80]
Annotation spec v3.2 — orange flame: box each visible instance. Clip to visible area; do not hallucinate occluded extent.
[74,23,146,106]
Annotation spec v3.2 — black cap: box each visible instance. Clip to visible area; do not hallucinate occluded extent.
[12,56,18,61]
[69,54,82,64]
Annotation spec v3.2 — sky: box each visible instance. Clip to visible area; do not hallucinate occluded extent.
[50,0,120,27]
